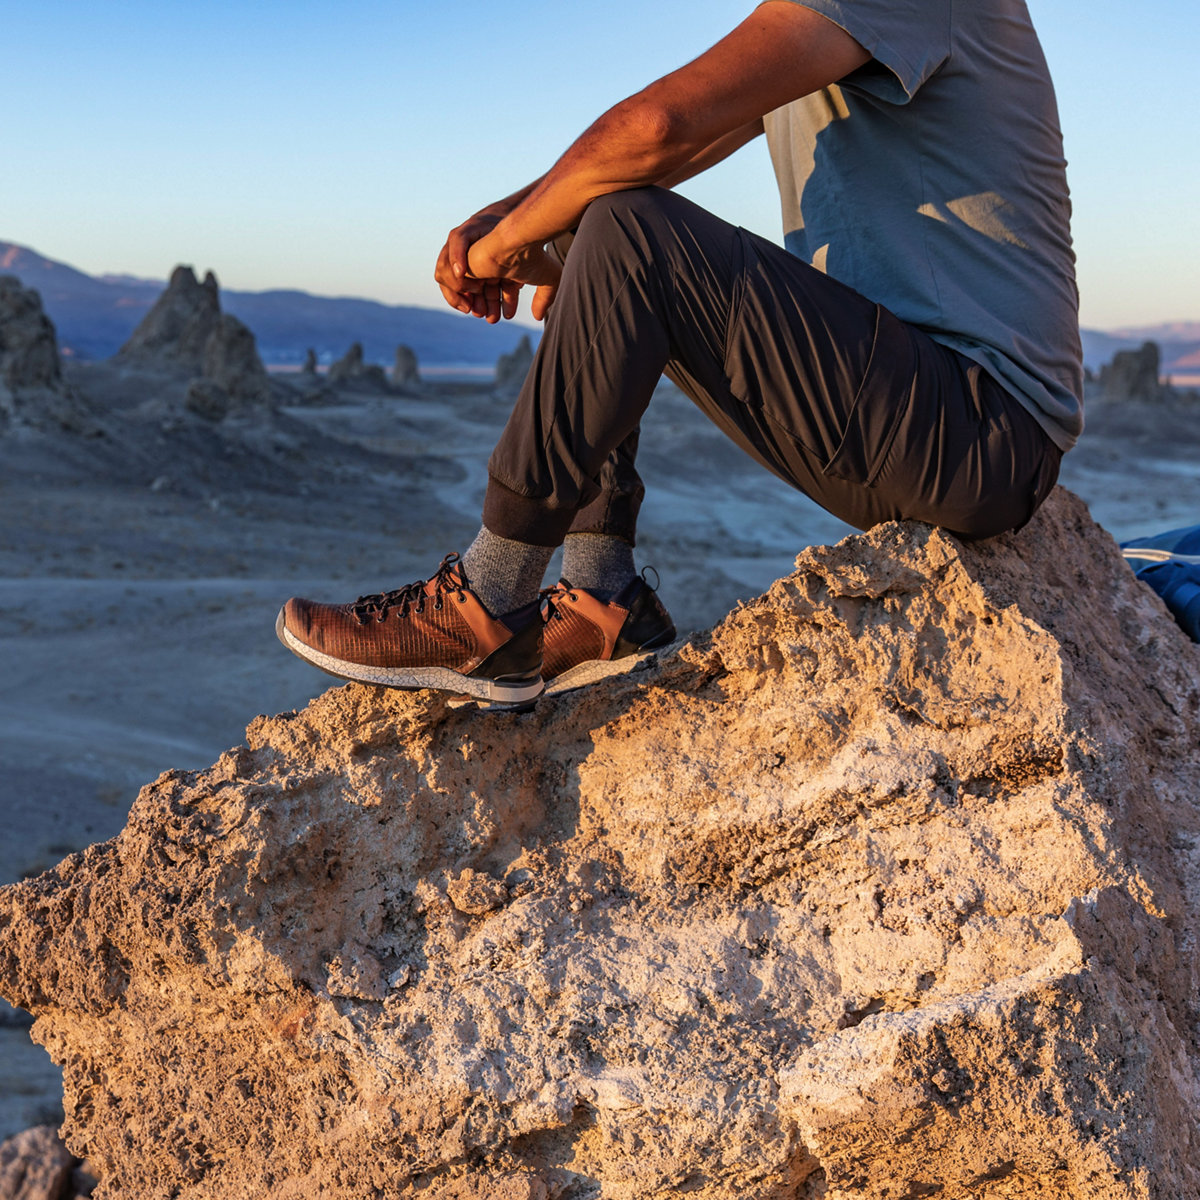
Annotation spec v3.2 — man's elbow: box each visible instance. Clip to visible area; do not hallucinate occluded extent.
[592,96,695,183]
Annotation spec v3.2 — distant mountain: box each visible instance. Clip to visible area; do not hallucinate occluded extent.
[3,239,1196,378]
[0,242,538,367]
[1110,322,1200,343]
[1079,326,1200,377]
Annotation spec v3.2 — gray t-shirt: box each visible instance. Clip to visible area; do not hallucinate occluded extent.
[762,0,1084,450]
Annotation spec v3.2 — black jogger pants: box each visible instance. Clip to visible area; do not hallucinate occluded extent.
[483,187,1062,547]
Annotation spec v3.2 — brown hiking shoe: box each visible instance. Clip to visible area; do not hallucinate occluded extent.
[276,553,544,709]
[541,572,676,693]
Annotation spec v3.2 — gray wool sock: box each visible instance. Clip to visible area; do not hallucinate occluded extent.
[459,526,555,618]
[560,533,636,601]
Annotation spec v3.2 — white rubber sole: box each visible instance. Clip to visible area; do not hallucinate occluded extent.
[544,641,679,696]
[275,609,544,707]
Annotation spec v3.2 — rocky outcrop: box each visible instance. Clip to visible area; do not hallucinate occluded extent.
[302,348,319,375]
[495,332,534,394]
[1098,340,1170,403]
[327,342,389,391]
[0,276,61,392]
[118,268,272,414]
[2,489,1199,1200]
[199,314,272,407]
[118,266,221,368]
[0,1124,94,1200]
[392,343,421,389]
[0,277,93,434]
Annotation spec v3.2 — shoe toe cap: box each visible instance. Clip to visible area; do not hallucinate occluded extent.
[282,597,321,646]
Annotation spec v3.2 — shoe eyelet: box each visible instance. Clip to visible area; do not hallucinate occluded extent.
[458,593,466,604]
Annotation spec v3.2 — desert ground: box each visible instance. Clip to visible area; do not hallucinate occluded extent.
[2,355,1199,1141]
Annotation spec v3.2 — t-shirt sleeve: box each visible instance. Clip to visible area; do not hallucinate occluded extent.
[759,0,952,103]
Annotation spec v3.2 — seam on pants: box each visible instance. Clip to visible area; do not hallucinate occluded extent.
[537,266,640,470]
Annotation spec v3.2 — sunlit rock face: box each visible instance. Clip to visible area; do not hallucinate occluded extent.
[2,488,1199,1200]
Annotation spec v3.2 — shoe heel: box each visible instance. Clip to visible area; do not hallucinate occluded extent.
[473,672,544,712]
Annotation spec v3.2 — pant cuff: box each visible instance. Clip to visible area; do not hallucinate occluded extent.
[565,489,640,545]
[482,476,581,548]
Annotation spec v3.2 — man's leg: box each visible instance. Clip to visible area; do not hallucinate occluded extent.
[483,186,1060,551]
[280,186,1061,703]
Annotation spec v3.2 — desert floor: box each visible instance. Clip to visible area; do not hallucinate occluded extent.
[2,364,1198,1138]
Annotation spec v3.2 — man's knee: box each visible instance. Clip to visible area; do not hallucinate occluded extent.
[573,186,682,261]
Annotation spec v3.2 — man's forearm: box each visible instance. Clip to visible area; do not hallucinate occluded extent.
[484,95,709,263]
[480,115,758,261]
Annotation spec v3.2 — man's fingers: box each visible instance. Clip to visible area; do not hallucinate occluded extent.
[501,282,521,321]
[441,285,477,315]
[447,214,500,280]
[447,227,472,280]
[531,283,558,322]
[434,246,471,314]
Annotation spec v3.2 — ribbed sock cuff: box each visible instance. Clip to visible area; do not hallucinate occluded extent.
[561,533,636,600]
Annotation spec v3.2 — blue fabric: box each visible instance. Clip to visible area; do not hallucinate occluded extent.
[1122,525,1200,642]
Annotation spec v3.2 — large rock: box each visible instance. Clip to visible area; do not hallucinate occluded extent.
[200,313,271,406]
[0,1124,75,1200]
[494,333,534,394]
[118,267,272,412]
[1098,341,1169,403]
[327,341,389,391]
[392,343,421,389]
[0,276,61,391]
[118,266,221,368]
[2,489,1199,1200]
[0,277,92,434]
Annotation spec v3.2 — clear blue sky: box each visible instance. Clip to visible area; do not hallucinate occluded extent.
[5,0,1197,330]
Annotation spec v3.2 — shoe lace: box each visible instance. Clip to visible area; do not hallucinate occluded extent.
[351,553,467,624]
[539,581,578,624]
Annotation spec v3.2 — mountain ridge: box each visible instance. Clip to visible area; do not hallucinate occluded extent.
[0,241,538,368]
[4,239,1197,376]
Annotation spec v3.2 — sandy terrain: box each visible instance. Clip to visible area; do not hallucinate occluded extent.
[1,360,1198,1140]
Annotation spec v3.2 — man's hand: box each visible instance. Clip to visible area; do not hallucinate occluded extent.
[466,234,563,323]
[434,180,548,323]
[434,210,518,323]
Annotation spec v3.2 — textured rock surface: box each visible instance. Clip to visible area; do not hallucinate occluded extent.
[1,489,1199,1200]
[495,333,534,394]
[118,266,221,368]
[0,276,91,434]
[117,267,271,411]
[200,314,271,405]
